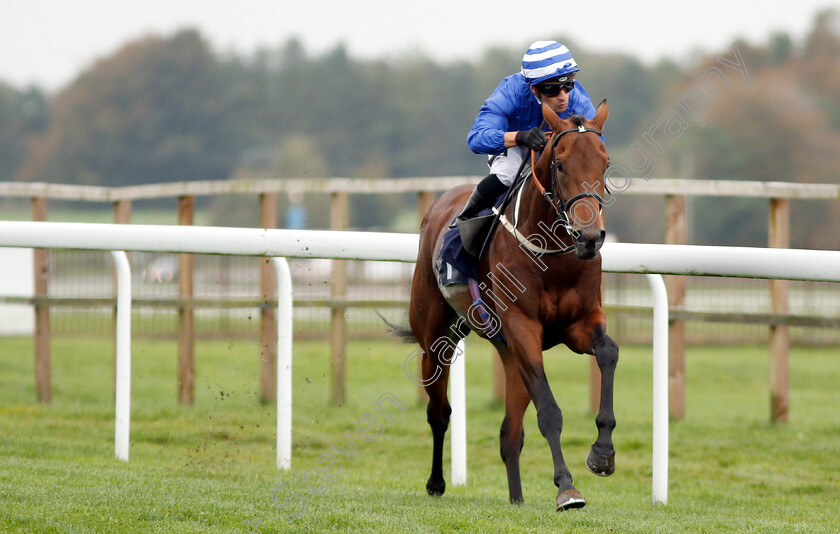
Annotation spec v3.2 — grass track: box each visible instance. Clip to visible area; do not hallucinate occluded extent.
[1,337,838,533]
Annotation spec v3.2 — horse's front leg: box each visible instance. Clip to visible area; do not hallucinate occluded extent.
[586,325,619,476]
[506,315,586,511]
[496,346,531,504]
[568,320,619,477]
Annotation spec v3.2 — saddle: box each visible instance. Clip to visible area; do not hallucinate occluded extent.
[437,160,532,286]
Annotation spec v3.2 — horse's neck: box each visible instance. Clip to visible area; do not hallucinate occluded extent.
[512,178,573,248]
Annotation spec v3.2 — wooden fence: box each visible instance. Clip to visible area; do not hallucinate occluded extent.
[1,177,838,423]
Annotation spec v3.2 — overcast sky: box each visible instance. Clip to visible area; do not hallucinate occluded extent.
[1,0,837,91]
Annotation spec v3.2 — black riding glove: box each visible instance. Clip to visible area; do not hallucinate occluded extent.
[515,127,547,151]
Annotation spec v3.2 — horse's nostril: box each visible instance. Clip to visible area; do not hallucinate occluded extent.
[574,230,602,247]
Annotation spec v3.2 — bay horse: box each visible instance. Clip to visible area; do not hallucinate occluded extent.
[406,100,616,511]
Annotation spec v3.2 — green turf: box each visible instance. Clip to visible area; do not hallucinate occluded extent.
[0,336,837,533]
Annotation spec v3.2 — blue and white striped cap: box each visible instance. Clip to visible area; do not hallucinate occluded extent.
[520,40,579,85]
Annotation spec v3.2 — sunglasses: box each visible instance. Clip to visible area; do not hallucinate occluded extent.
[537,80,575,97]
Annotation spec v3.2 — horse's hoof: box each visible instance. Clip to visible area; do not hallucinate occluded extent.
[426,478,446,496]
[556,488,586,511]
[586,449,615,477]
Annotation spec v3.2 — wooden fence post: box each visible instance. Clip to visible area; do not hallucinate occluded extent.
[769,197,790,423]
[259,193,278,403]
[665,194,687,419]
[417,191,436,226]
[177,196,195,405]
[31,197,51,403]
[113,200,132,225]
[330,192,349,405]
[492,353,505,403]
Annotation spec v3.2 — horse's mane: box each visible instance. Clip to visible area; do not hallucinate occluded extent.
[570,114,585,127]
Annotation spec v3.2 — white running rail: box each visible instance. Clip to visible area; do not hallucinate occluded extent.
[3,221,840,505]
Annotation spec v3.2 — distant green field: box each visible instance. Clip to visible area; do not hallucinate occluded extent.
[0,337,838,533]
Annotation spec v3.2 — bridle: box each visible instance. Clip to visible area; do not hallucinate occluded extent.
[532,123,606,237]
[491,120,608,257]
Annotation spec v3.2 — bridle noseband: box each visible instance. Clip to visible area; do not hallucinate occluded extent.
[535,123,605,236]
[492,120,608,257]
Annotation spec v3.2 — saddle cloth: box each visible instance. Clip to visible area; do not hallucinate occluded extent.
[438,193,507,284]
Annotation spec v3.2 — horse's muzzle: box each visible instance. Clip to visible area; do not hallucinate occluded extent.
[573,229,606,260]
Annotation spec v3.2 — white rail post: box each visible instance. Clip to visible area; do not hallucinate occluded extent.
[646,273,669,504]
[272,257,293,470]
[111,251,132,462]
[450,339,467,486]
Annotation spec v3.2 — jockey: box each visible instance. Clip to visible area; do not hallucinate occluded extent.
[453,40,598,226]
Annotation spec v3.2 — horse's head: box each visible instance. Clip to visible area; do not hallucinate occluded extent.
[538,100,610,260]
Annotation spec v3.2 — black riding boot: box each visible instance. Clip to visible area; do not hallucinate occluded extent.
[450,173,507,228]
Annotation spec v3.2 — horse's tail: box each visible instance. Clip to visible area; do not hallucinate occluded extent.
[375,311,417,343]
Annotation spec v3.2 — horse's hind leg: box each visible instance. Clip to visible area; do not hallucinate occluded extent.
[498,349,531,504]
[410,294,460,496]
[422,345,452,496]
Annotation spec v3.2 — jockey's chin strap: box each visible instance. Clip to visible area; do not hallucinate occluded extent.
[492,124,605,256]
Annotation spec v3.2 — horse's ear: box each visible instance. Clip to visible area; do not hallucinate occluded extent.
[542,102,564,132]
[592,99,609,130]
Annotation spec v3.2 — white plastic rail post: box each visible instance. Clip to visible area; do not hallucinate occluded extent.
[646,273,669,504]
[450,339,467,486]
[272,257,293,470]
[111,251,132,462]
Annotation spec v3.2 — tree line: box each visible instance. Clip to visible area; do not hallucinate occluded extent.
[1,10,838,247]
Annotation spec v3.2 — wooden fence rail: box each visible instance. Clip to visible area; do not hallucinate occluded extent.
[3,177,838,421]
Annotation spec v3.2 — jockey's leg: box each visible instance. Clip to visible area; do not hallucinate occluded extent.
[450,173,506,227]
[450,146,525,228]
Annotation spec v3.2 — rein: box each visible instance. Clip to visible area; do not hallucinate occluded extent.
[537,124,605,226]
[494,123,605,256]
